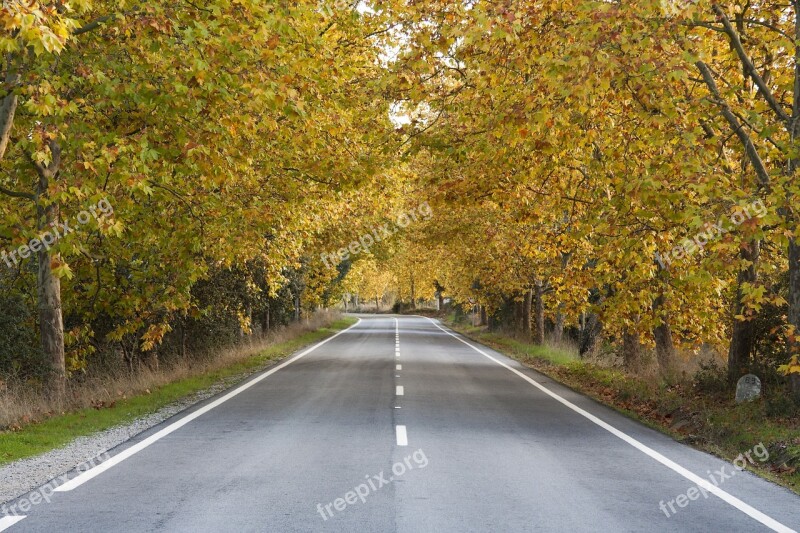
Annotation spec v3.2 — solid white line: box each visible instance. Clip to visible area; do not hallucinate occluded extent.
[0,516,26,532]
[55,318,363,493]
[396,385,404,396]
[396,425,408,446]
[396,364,402,370]
[425,318,796,533]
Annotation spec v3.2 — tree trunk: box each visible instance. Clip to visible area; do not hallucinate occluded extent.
[479,305,487,326]
[622,330,642,373]
[143,350,159,371]
[38,244,65,395]
[652,256,677,377]
[789,239,800,399]
[121,342,134,374]
[0,91,18,161]
[727,241,760,383]
[552,252,570,345]
[181,318,187,358]
[553,306,565,344]
[262,305,270,335]
[0,60,21,161]
[787,4,800,400]
[523,289,532,339]
[533,282,545,345]
[34,141,65,396]
[579,312,601,357]
[652,293,677,377]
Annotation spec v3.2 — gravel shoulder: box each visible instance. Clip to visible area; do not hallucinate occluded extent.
[1,375,243,504]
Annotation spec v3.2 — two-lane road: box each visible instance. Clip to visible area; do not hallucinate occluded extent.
[2,316,799,532]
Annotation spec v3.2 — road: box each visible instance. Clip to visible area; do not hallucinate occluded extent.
[1,316,799,532]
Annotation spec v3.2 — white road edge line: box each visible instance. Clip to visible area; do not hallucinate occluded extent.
[54,318,363,493]
[396,425,408,446]
[396,385,404,396]
[425,317,796,533]
[0,515,27,532]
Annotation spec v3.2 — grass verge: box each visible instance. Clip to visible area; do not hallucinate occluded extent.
[0,317,357,466]
[445,319,800,495]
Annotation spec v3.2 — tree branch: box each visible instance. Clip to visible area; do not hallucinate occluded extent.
[0,186,34,200]
[73,6,145,37]
[696,60,771,190]
[73,14,119,36]
[711,3,791,126]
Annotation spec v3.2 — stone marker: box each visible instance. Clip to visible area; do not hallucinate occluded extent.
[735,374,762,404]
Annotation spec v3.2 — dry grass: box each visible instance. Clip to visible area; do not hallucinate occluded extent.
[581,338,727,383]
[0,311,341,430]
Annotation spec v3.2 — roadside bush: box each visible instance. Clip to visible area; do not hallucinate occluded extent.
[693,358,729,396]
[765,389,800,418]
[0,294,47,381]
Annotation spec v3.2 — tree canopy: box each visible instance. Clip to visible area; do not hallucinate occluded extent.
[1,0,799,397]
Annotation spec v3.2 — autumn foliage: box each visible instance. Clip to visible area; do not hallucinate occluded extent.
[0,1,798,401]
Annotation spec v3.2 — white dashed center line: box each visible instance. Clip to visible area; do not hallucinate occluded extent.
[396,425,408,446]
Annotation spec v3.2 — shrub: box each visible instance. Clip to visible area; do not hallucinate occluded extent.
[0,294,47,380]
[693,358,729,395]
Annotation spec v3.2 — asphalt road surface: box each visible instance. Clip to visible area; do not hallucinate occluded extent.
[2,316,799,532]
